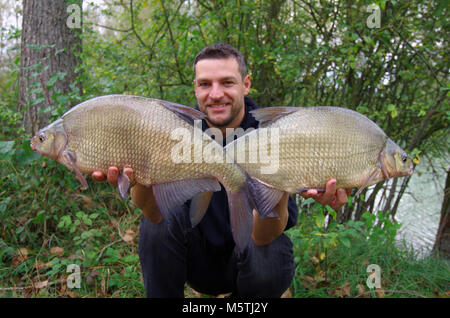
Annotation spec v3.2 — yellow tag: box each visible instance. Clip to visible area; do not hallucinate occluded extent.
[413,154,420,165]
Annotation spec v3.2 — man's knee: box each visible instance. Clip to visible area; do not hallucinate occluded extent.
[237,234,295,297]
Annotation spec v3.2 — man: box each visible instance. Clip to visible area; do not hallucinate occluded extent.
[93,44,349,297]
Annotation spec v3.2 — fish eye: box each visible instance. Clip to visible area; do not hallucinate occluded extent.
[401,153,408,162]
[38,134,46,143]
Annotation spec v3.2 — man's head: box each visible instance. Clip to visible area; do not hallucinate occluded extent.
[194,43,251,131]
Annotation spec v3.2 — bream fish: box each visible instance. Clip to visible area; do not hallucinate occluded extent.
[226,106,414,217]
[31,95,254,251]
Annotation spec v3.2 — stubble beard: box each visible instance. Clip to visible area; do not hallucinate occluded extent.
[205,101,244,128]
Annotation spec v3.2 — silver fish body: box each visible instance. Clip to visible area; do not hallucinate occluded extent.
[226,106,414,217]
[31,95,254,251]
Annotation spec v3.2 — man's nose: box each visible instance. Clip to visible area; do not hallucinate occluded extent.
[209,83,224,100]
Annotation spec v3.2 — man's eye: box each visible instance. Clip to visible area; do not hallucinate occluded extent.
[224,81,234,86]
[199,82,210,87]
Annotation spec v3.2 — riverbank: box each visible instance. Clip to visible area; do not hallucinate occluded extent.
[287,212,450,298]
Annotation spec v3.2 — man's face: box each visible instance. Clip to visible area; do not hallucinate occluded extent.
[194,57,251,129]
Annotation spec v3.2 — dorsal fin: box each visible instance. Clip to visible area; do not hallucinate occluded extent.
[250,107,299,127]
[157,99,206,125]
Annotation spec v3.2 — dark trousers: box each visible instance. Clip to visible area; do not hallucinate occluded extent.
[138,213,295,298]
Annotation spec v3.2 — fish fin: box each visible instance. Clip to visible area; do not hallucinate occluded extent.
[158,100,206,125]
[246,176,284,218]
[225,186,254,253]
[63,151,88,190]
[250,107,299,127]
[189,191,214,227]
[117,172,130,200]
[356,168,380,196]
[152,178,221,218]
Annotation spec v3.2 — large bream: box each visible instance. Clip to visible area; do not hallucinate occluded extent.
[31,95,254,251]
[227,106,414,217]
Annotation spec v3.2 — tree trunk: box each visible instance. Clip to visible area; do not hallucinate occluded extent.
[18,0,82,135]
[433,168,450,259]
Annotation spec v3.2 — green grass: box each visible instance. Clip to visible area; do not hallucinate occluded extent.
[1,144,449,298]
[287,212,450,298]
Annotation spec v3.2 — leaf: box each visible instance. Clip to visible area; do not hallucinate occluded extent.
[314,211,325,228]
[326,205,337,220]
[50,246,64,256]
[33,280,49,289]
[122,229,136,243]
[340,237,351,248]
[376,288,385,298]
[0,140,15,159]
[312,256,320,265]
[12,248,30,267]
[356,284,367,298]
[335,282,351,297]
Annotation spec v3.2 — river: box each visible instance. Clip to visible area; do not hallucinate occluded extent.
[389,159,447,257]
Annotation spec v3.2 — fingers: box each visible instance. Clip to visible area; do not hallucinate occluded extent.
[106,166,119,188]
[332,188,348,210]
[299,189,318,199]
[322,179,337,205]
[299,180,352,211]
[92,171,107,182]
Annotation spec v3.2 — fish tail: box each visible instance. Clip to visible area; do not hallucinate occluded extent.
[225,184,254,253]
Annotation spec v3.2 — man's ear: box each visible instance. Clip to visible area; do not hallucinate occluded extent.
[243,74,251,95]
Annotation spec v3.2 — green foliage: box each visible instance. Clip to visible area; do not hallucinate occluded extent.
[287,199,450,298]
[0,141,144,297]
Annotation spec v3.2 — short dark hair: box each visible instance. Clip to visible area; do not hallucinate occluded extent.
[193,43,247,79]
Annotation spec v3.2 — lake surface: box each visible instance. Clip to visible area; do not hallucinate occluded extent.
[388,160,446,257]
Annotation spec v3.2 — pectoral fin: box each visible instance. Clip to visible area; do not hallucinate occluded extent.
[63,151,88,190]
[117,172,130,200]
[250,107,299,127]
[152,178,221,219]
[356,168,380,196]
[246,176,284,218]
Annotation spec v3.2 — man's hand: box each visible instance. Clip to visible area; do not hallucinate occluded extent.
[91,166,134,188]
[300,179,351,210]
[92,166,162,223]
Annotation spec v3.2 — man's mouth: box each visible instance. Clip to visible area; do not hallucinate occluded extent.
[208,103,231,111]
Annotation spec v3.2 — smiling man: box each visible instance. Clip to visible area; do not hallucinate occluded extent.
[194,51,250,133]
[93,43,349,297]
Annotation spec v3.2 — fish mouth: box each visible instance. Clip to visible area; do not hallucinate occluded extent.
[30,138,37,151]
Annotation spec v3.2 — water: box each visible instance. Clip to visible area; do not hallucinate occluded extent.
[388,160,447,257]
